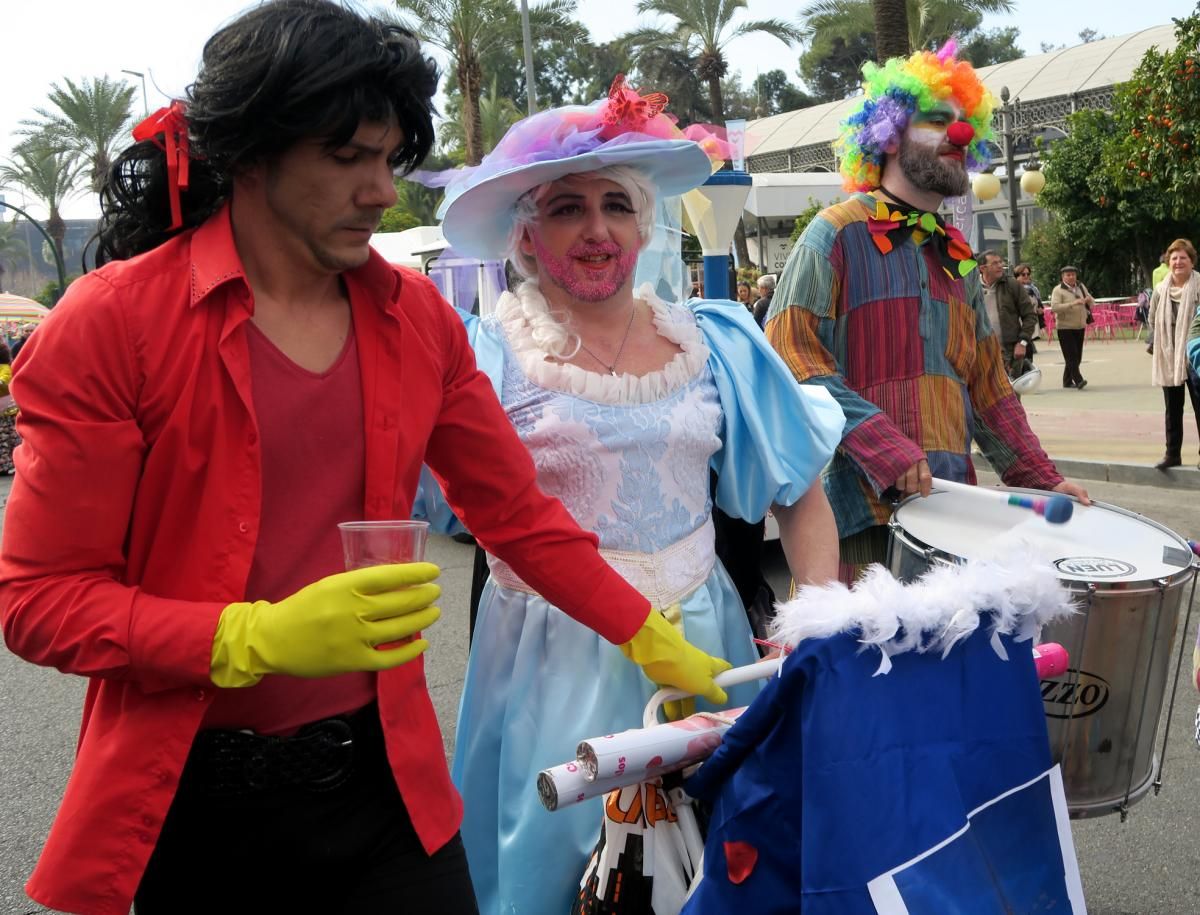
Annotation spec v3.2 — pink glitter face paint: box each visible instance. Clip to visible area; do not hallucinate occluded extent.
[531,234,641,302]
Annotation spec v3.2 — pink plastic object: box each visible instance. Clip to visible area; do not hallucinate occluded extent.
[1032,643,1069,679]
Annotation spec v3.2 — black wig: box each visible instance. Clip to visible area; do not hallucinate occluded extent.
[94,0,439,266]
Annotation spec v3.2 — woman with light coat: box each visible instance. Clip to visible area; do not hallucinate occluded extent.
[1147,238,1200,470]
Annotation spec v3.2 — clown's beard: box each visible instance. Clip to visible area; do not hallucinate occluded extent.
[899,139,969,199]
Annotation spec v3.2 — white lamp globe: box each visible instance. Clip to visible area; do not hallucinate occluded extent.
[973,171,1001,201]
[1020,167,1046,195]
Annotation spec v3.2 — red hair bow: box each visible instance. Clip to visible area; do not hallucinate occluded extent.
[600,74,669,138]
[132,100,191,230]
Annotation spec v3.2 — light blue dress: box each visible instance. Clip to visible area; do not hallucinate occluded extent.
[426,288,843,915]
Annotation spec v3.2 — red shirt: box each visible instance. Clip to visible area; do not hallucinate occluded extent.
[0,206,649,915]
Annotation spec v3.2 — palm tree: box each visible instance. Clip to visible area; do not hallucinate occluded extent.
[622,1,803,269]
[0,137,85,264]
[19,76,137,194]
[872,0,911,60]
[393,0,582,166]
[800,0,1014,62]
[625,0,804,123]
[438,76,523,154]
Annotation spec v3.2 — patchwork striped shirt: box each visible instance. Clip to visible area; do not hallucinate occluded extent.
[766,193,1062,539]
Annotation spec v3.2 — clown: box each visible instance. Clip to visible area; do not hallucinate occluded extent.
[767,40,1089,582]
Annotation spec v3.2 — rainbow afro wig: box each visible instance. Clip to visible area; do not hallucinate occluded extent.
[835,39,994,193]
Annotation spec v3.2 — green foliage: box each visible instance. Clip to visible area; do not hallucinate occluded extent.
[797,2,1019,103]
[1039,108,1197,292]
[1017,219,1071,296]
[957,26,1023,67]
[720,72,757,119]
[630,48,714,124]
[439,76,521,154]
[379,152,454,234]
[0,135,85,259]
[800,30,876,103]
[437,25,610,123]
[18,76,136,194]
[798,0,1015,60]
[790,197,832,244]
[625,0,804,121]
[33,274,78,307]
[1109,3,1200,222]
[751,70,813,116]
[394,0,581,164]
[0,221,28,288]
[1038,109,1141,291]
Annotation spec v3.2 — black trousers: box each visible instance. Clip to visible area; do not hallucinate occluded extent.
[1162,369,1200,458]
[1057,329,1086,386]
[135,706,478,915]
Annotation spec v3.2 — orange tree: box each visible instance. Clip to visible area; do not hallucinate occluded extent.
[1110,4,1200,221]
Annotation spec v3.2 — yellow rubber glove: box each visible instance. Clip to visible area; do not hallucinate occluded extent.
[210,562,442,688]
[620,605,732,720]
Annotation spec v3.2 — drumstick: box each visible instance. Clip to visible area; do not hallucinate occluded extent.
[931,477,1074,524]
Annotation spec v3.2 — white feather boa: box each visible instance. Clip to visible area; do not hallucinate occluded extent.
[770,551,1077,675]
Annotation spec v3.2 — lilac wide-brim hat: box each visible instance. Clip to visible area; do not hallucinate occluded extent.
[423,76,726,261]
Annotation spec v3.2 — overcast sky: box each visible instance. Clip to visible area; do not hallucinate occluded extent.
[1,0,1189,219]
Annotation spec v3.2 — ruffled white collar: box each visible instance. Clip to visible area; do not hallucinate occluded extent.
[492,282,710,405]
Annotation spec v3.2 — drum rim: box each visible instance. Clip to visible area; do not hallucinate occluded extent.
[890,486,1195,588]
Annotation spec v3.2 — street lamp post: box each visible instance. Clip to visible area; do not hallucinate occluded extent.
[0,201,68,305]
[1000,87,1020,266]
[519,0,537,116]
[121,69,148,116]
[972,85,1051,266]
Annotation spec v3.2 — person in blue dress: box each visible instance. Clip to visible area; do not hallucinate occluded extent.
[426,76,846,914]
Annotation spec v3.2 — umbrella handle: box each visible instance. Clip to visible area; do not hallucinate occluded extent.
[643,658,782,728]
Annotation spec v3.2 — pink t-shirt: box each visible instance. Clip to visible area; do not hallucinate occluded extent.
[203,319,373,734]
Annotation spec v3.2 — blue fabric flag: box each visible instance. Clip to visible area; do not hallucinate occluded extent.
[683,617,1085,913]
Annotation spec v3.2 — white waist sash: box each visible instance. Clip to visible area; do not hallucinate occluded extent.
[488,519,717,609]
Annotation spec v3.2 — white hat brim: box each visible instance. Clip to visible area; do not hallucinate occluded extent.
[439,139,713,260]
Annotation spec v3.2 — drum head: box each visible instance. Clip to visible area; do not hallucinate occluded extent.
[892,489,1191,584]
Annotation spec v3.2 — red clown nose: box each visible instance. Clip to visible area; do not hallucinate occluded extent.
[946,120,975,147]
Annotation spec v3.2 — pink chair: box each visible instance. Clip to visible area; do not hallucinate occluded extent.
[1086,305,1119,342]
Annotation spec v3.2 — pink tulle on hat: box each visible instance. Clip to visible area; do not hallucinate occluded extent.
[422,76,729,260]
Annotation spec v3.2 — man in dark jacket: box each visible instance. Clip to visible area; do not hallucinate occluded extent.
[979,250,1037,376]
[752,273,775,327]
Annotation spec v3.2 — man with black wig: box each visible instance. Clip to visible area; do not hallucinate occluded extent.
[0,2,731,913]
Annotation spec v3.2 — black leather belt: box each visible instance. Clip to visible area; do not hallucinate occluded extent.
[188,702,380,797]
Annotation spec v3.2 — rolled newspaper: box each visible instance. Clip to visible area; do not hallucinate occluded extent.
[575,707,747,783]
[537,759,678,812]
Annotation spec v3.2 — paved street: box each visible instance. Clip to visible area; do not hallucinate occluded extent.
[2,336,1200,912]
[1018,335,1199,468]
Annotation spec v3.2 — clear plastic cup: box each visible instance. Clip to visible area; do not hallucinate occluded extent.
[337,520,429,571]
[338,520,432,648]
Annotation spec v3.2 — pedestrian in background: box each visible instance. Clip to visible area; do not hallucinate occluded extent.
[753,273,775,327]
[736,279,754,311]
[1050,265,1094,389]
[978,250,1037,377]
[1153,251,1170,289]
[1146,238,1200,470]
[0,339,18,475]
[1014,263,1045,337]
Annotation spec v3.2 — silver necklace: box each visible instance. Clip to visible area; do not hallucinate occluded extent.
[576,306,637,376]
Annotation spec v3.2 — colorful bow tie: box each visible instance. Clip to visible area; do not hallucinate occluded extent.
[866,196,977,279]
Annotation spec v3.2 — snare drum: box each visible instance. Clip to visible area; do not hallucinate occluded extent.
[887,488,1198,819]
